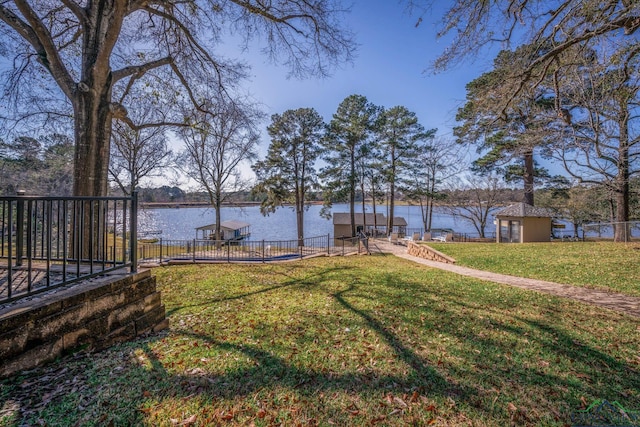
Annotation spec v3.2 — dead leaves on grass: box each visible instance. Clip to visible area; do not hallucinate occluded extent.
[172,390,440,426]
[171,414,197,426]
[342,391,438,424]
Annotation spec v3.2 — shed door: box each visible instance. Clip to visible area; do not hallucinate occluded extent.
[509,220,521,243]
[500,220,521,243]
[500,220,509,243]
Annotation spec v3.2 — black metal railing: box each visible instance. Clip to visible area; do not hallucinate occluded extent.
[333,235,367,256]
[404,227,495,242]
[0,192,138,304]
[137,233,369,264]
[581,221,640,242]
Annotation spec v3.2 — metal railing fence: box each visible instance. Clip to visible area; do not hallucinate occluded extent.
[582,221,640,242]
[1,192,138,304]
[404,227,495,242]
[138,234,369,264]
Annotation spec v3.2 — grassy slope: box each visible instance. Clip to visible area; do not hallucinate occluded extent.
[1,256,639,426]
[429,241,640,297]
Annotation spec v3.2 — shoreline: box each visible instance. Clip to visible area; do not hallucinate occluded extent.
[140,201,262,209]
[140,201,327,209]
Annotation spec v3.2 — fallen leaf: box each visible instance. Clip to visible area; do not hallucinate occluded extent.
[346,403,360,416]
[393,396,407,408]
[507,402,517,412]
[370,415,386,424]
[179,415,197,426]
[580,396,588,408]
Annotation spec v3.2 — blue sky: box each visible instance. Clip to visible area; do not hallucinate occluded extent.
[223,1,496,157]
[168,1,510,187]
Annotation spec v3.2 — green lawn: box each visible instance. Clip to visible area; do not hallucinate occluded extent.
[428,241,640,297]
[1,255,639,426]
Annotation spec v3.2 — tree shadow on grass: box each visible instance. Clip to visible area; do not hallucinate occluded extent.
[161,330,450,398]
[147,264,640,425]
[419,293,640,421]
[331,285,455,393]
[5,260,640,425]
[165,265,353,317]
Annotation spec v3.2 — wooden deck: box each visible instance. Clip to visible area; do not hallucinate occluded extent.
[0,263,60,303]
[0,261,128,306]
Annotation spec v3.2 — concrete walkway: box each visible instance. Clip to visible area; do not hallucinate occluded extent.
[371,239,640,318]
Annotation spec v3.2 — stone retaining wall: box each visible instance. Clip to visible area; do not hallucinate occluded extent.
[407,241,456,264]
[0,270,167,377]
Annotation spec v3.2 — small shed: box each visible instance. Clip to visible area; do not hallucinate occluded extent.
[332,212,407,244]
[495,203,553,243]
[196,220,251,241]
[333,213,386,241]
[390,216,408,237]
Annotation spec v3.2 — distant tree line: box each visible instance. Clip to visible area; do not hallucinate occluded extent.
[0,134,74,196]
[2,120,638,242]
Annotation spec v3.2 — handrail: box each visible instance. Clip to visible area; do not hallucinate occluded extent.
[0,192,138,304]
[137,233,368,264]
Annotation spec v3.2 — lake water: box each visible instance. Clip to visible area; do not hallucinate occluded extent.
[138,203,495,241]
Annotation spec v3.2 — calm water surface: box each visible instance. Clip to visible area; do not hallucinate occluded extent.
[138,203,494,241]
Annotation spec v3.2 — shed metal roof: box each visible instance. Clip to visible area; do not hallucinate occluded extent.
[195,220,251,231]
[495,202,553,218]
[392,216,408,226]
[332,212,386,225]
[332,212,407,226]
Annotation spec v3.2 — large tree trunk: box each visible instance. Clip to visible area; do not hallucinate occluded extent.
[71,82,113,260]
[614,186,629,242]
[372,196,378,235]
[349,150,356,237]
[214,190,223,249]
[215,204,222,241]
[419,199,427,232]
[296,206,304,246]
[612,113,631,242]
[387,149,396,236]
[72,87,113,197]
[523,150,534,206]
[360,176,367,234]
[73,0,125,196]
[296,185,304,246]
[614,126,630,242]
[427,175,436,230]
[387,179,395,236]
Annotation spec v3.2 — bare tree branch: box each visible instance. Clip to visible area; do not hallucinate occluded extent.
[112,56,173,83]
[58,0,86,22]
[0,2,75,98]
